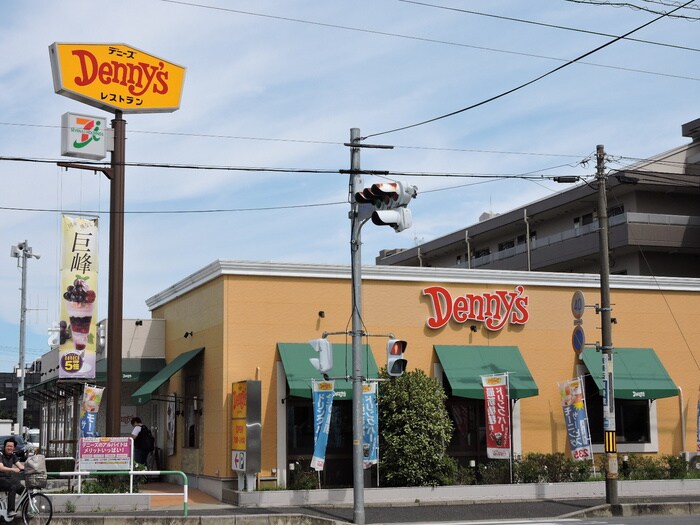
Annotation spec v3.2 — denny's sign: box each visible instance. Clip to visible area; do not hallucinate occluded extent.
[49,43,185,113]
[423,285,529,331]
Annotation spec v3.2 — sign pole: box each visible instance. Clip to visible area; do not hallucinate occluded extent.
[106,111,125,438]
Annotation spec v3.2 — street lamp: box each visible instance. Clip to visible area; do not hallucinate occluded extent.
[11,240,40,433]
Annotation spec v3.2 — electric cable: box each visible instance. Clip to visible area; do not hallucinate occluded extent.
[363,0,695,139]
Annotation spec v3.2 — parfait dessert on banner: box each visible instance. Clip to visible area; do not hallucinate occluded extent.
[60,278,96,376]
[64,279,96,352]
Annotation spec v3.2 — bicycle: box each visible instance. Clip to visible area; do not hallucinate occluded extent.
[0,472,53,525]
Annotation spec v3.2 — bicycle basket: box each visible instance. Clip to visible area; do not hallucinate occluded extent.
[25,473,47,489]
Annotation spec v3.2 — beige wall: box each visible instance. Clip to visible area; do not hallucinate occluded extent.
[152,268,700,480]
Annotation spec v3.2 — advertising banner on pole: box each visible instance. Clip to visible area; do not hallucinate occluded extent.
[362,382,379,469]
[79,384,104,438]
[311,380,335,471]
[59,215,98,379]
[559,377,593,461]
[482,373,511,459]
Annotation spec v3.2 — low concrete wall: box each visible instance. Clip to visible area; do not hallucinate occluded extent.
[49,493,150,513]
[228,478,700,507]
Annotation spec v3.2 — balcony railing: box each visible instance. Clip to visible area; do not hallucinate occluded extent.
[458,212,700,268]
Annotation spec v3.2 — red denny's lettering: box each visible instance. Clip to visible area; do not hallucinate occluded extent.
[423,285,529,331]
[71,49,170,97]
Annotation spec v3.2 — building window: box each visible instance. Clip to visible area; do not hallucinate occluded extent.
[498,240,515,252]
[456,255,462,266]
[608,205,624,217]
[581,213,594,226]
[474,248,490,259]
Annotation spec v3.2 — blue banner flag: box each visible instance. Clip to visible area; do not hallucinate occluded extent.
[311,380,335,471]
[559,377,593,461]
[362,382,379,469]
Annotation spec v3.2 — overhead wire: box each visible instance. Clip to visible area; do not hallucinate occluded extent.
[399,0,700,52]
[156,0,699,82]
[363,0,696,140]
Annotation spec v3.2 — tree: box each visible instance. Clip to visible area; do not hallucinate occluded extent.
[378,368,456,486]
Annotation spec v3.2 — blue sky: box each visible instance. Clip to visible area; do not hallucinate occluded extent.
[1,0,698,371]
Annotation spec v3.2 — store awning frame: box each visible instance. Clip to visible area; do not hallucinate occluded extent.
[435,345,539,400]
[131,347,204,405]
[581,347,678,400]
[277,343,379,399]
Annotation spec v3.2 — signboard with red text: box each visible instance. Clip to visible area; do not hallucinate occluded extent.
[50,42,185,113]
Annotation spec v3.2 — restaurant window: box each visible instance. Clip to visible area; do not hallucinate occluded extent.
[184,373,201,448]
[286,397,353,487]
[584,375,651,445]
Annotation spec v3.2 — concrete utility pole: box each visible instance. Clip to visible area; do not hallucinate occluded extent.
[11,240,40,432]
[596,144,618,504]
[348,128,366,525]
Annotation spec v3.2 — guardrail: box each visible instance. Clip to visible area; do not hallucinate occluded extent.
[48,470,189,516]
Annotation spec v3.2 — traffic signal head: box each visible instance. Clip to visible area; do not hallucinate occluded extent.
[309,338,333,374]
[386,339,408,377]
[355,182,417,209]
[372,207,412,232]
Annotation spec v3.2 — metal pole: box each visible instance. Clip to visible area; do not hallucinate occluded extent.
[17,241,29,432]
[349,127,365,525]
[524,208,531,271]
[596,144,618,505]
[106,111,125,437]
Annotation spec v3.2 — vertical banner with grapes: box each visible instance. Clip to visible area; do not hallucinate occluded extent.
[60,215,98,379]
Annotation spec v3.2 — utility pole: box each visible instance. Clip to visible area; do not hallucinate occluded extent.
[11,240,40,433]
[349,128,365,525]
[596,144,618,505]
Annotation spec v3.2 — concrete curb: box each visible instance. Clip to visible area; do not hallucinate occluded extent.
[562,502,700,518]
[51,516,341,525]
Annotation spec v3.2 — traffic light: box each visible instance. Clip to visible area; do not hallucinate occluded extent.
[386,339,407,377]
[309,338,333,374]
[355,181,417,232]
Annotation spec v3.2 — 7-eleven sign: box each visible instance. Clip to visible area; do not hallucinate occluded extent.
[61,112,110,160]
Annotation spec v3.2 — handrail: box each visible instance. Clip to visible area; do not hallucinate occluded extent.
[47,470,189,516]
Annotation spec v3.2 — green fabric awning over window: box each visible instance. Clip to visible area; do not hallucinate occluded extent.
[581,347,678,400]
[277,343,379,399]
[96,358,166,383]
[131,347,204,405]
[434,345,539,400]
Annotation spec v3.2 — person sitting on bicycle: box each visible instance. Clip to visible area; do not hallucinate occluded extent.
[0,438,24,517]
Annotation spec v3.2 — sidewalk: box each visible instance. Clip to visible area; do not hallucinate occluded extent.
[140,481,236,511]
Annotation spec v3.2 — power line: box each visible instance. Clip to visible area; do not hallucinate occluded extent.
[0,122,592,159]
[156,0,699,82]
[363,0,695,140]
[563,0,700,20]
[400,0,700,53]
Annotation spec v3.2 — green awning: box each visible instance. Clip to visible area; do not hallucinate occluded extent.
[278,343,378,399]
[96,358,166,383]
[131,347,204,405]
[581,347,678,400]
[435,345,539,400]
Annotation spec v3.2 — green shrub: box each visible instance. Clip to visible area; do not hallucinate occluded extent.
[378,369,454,487]
[478,460,511,484]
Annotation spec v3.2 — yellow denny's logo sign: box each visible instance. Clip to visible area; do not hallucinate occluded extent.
[49,42,185,113]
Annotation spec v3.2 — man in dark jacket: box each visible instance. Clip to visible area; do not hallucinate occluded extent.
[0,438,24,517]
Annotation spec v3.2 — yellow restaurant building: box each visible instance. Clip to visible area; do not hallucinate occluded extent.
[134,260,700,498]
